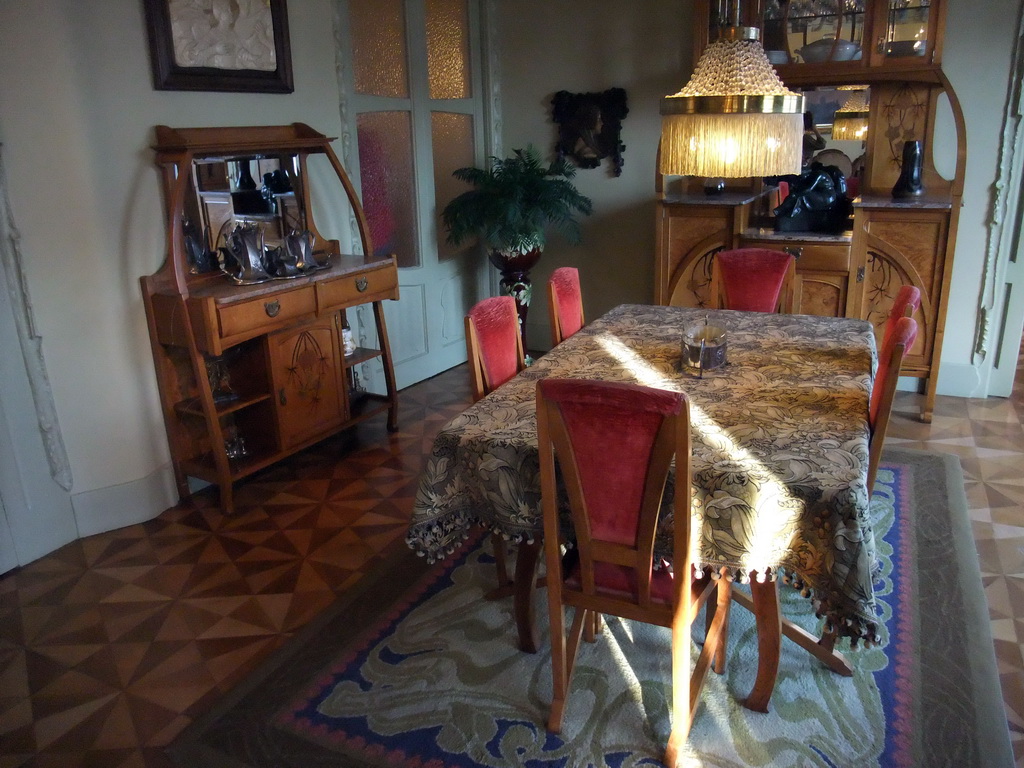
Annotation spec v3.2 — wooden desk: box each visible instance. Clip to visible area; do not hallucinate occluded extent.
[407,304,878,708]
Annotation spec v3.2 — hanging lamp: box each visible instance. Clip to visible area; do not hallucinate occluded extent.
[830,85,870,141]
[660,5,804,178]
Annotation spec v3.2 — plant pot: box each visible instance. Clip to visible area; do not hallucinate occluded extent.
[488,248,543,351]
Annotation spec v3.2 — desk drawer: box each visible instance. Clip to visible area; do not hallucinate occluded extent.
[792,243,851,272]
[741,240,851,273]
[318,263,399,311]
[218,286,316,340]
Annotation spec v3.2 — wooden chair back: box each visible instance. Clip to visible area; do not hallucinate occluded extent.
[711,248,797,314]
[465,295,526,402]
[880,284,922,354]
[868,316,918,492]
[536,378,729,764]
[547,267,585,347]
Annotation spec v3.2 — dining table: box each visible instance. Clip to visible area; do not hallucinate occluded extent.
[406,303,879,710]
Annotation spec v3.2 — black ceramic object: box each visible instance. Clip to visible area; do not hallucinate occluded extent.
[892,140,925,198]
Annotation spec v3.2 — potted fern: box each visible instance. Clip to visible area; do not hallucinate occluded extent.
[441,146,593,346]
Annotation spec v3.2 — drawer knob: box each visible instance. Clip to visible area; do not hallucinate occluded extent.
[264,300,281,318]
[356,277,368,292]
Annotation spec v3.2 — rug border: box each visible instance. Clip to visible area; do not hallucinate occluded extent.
[885,447,1013,768]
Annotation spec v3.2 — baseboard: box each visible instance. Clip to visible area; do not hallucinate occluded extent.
[72,463,178,538]
[935,360,985,398]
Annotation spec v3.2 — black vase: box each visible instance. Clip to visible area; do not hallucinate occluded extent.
[235,159,257,191]
[892,140,925,199]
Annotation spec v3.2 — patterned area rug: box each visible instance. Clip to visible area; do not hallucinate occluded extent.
[167,449,1012,767]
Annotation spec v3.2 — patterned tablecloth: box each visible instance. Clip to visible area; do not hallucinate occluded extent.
[407,304,880,642]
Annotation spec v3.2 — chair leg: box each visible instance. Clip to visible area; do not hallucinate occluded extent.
[547,595,568,732]
[549,605,588,733]
[666,599,695,768]
[713,576,731,674]
[584,610,602,643]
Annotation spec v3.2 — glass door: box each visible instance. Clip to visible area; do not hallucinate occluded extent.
[880,0,933,60]
[763,0,868,66]
[339,0,491,389]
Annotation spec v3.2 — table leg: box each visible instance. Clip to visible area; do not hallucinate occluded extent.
[742,579,781,713]
[731,587,854,687]
[513,540,543,654]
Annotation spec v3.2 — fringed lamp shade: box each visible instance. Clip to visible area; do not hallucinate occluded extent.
[660,28,804,178]
[831,86,870,141]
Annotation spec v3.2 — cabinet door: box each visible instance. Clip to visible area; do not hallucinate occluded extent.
[795,271,851,318]
[267,316,346,449]
[855,209,949,373]
[657,203,737,307]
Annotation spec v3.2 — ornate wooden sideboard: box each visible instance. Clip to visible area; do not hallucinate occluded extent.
[141,124,398,513]
[656,2,965,422]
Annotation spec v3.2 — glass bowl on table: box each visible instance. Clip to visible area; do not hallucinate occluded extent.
[682,322,727,376]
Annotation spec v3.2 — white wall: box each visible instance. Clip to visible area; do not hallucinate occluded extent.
[496,1,689,349]
[0,0,1017,557]
[932,0,1019,397]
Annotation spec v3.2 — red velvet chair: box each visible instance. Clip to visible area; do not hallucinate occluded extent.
[465,295,526,403]
[536,378,730,765]
[465,296,527,590]
[711,248,796,313]
[868,315,918,493]
[547,267,585,347]
[731,319,920,708]
[880,284,922,354]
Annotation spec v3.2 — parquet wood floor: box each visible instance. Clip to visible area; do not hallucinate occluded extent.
[1,356,1021,767]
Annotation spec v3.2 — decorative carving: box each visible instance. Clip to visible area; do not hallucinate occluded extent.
[287,330,330,412]
[881,83,928,172]
[143,0,293,93]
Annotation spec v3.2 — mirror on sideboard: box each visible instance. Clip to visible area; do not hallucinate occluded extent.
[801,85,869,195]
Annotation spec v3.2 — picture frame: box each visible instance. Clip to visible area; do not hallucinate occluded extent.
[551,88,629,177]
[143,0,294,93]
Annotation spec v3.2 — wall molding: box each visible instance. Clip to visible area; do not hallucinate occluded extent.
[974,4,1024,383]
[0,144,72,492]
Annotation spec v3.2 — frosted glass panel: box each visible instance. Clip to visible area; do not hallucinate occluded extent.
[431,112,475,261]
[426,0,470,99]
[358,112,419,268]
[352,0,409,97]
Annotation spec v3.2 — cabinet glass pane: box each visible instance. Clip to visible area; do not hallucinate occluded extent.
[431,112,475,261]
[357,112,420,268]
[351,0,410,98]
[426,0,471,99]
[884,0,930,58]
[767,0,866,65]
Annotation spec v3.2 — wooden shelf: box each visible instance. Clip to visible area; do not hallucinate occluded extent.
[174,393,271,419]
[343,346,383,367]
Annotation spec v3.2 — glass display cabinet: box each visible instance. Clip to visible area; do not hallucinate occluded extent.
[659,0,964,422]
[141,124,399,513]
[696,0,944,84]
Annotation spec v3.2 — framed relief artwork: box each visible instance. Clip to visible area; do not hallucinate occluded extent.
[143,0,294,93]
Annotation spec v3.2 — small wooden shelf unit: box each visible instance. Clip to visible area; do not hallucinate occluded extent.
[141,123,399,514]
